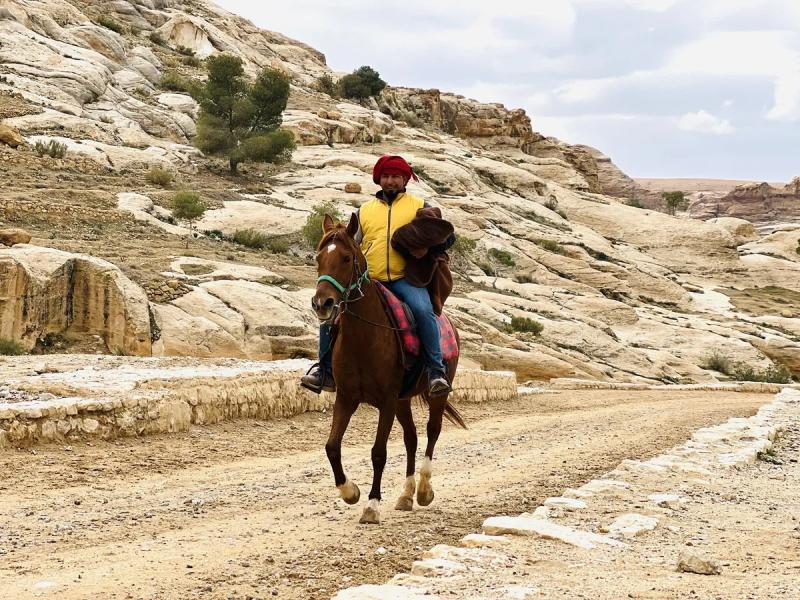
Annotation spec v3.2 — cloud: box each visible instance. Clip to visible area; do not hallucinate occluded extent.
[624,0,681,11]
[665,31,800,121]
[678,110,735,135]
[213,0,800,179]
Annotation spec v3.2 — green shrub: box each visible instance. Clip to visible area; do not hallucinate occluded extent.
[0,338,26,355]
[34,139,67,158]
[149,31,166,46]
[316,74,338,97]
[182,55,202,68]
[231,228,270,249]
[704,350,733,375]
[731,363,793,384]
[235,129,296,165]
[451,234,477,258]
[171,191,206,247]
[159,70,201,95]
[267,236,291,254]
[146,167,173,187]
[533,238,565,255]
[176,45,195,56]
[372,133,383,143]
[302,202,343,248]
[95,15,126,34]
[488,248,516,267]
[204,229,224,240]
[337,65,386,99]
[796,240,800,256]
[627,198,643,209]
[510,316,544,335]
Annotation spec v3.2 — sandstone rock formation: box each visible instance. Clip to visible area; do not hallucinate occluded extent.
[0,245,151,354]
[0,228,32,246]
[0,123,23,147]
[687,178,800,231]
[1,0,797,384]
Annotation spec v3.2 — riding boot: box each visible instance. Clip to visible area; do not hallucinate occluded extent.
[300,363,336,394]
[428,367,451,396]
[300,324,337,394]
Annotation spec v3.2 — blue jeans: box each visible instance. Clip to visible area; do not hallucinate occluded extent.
[318,278,445,376]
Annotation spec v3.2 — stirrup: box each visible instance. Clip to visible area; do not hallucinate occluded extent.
[300,363,335,394]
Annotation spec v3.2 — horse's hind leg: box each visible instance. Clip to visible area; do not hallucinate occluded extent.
[394,399,417,511]
[325,399,360,505]
[418,393,445,507]
[360,401,397,524]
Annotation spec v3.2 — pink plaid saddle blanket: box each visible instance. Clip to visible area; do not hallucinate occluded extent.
[374,282,459,361]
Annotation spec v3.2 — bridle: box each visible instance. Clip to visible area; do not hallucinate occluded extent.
[315,231,370,324]
[315,230,407,332]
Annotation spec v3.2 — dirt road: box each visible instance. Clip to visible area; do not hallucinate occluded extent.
[0,390,771,599]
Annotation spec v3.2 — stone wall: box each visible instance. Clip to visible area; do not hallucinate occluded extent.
[0,358,518,448]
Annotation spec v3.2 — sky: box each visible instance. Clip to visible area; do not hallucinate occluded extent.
[213,0,799,181]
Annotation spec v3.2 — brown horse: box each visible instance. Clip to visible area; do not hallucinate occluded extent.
[311,213,465,524]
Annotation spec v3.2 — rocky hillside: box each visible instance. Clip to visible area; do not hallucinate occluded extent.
[686,178,800,234]
[1,0,799,384]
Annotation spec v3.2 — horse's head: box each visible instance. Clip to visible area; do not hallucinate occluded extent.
[312,212,367,322]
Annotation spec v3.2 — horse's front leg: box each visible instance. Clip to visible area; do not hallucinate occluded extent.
[394,399,417,511]
[360,400,397,524]
[325,398,360,504]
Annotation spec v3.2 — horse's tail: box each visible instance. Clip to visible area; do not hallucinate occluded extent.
[444,400,468,430]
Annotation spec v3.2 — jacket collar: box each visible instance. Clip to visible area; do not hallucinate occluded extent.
[375,190,406,205]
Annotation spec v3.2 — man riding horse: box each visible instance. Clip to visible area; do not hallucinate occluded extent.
[301,154,454,396]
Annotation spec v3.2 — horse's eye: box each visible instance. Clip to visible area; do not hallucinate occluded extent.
[343,255,351,263]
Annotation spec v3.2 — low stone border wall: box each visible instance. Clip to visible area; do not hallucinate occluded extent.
[549,378,796,394]
[0,358,517,448]
[335,388,800,599]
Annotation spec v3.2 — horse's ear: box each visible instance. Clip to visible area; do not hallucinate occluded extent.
[345,212,359,239]
[322,214,334,233]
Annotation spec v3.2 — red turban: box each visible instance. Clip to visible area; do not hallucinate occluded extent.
[372,154,419,184]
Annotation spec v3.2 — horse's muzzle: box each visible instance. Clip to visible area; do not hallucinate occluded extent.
[312,294,336,322]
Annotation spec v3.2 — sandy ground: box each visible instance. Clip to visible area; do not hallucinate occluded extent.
[0,390,772,599]
[378,399,800,600]
[634,178,786,193]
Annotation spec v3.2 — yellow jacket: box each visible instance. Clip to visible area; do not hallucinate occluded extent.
[358,192,425,282]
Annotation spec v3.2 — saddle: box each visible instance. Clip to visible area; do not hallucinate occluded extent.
[373,281,458,370]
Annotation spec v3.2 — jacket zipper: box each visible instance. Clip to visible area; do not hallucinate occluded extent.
[385,201,393,282]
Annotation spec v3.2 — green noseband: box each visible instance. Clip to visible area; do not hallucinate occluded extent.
[317,268,369,296]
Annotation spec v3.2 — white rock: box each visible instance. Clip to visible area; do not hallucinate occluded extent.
[410,558,465,577]
[648,493,683,509]
[333,584,436,600]
[483,515,626,549]
[543,496,587,511]
[460,533,510,548]
[607,513,659,539]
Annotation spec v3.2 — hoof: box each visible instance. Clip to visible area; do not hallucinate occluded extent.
[338,480,360,505]
[395,496,414,511]
[417,486,434,506]
[359,499,381,524]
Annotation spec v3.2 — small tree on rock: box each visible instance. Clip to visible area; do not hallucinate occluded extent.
[662,191,687,216]
[171,191,206,248]
[193,54,295,174]
[337,66,386,100]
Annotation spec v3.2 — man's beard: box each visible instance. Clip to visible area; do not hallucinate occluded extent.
[383,189,400,201]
